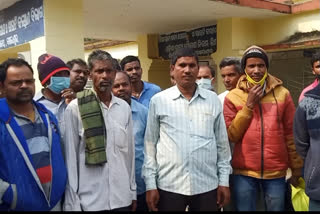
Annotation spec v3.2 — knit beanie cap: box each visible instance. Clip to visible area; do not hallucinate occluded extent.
[241,45,269,71]
[37,54,70,85]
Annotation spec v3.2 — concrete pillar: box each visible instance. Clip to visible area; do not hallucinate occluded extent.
[137,34,153,81]
[29,0,85,92]
[212,18,257,94]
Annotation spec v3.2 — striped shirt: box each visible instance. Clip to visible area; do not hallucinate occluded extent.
[34,90,67,157]
[13,106,51,199]
[142,85,232,196]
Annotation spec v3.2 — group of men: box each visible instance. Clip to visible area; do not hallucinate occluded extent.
[0,45,319,211]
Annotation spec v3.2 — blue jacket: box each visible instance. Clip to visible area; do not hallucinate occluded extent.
[294,83,320,201]
[0,98,67,211]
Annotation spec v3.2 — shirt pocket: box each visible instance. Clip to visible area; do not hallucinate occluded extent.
[193,113,215,138]
[113,125,128,153]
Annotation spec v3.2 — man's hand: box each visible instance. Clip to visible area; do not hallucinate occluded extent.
[146,189,160,211]
[246,84,264,110]
[131,200,137,211]
[217,186,230,209]
[289,175,301,188]
[61,88,76,104]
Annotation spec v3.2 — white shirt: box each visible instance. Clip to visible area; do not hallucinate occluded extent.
[142,85,232,196]
[218,90,229,109]
[63,94,136,211]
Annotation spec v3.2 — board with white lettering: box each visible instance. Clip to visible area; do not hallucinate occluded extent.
[158,25,217,60]
[0,0,44,50]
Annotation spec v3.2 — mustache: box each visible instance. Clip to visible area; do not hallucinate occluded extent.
[17,89,33,96]
[75,77,86,81]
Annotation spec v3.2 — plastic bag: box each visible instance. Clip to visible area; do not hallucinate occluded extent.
[291,177,309,211]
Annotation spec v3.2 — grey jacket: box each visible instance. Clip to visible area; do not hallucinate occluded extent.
[294,83,320,200]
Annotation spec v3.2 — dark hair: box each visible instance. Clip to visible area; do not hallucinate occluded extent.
[120,55,141,70]
[311,52,320,67]
[200,65,215,77]
[66,58,87,69]
[219,57,242,74]
[87,50,113,70]
[0,58,33,83]
[116,70,131,83]
[170,47,199,66]
[112,58,122,71]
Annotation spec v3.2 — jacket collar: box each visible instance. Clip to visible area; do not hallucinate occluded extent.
[305,81,320,99]
[0,99,48,123]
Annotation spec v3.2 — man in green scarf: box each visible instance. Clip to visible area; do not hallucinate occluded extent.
[63,50,136,211]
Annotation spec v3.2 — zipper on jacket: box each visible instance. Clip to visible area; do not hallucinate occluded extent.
[45,113,52,207]
[258,103,264,179]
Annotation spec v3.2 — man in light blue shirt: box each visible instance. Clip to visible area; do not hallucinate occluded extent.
[120,56,161,108]
[112,70,148,211]
[142,47,232,212]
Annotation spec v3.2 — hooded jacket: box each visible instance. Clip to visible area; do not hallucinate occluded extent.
[0,98,67,211]
[224,74,303,179]
[294,83,320,200]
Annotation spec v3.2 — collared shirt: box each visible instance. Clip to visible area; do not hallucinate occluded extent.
[63,93,136,211]
[142,85,232,196]
[13,106,52,199]
[131,81,161,108]
[218,90,235,155]
[218,90,229,109]
[34,90,67,150]
[131,99,148,195]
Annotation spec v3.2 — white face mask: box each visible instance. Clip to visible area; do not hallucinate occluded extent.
[196,78,213,90]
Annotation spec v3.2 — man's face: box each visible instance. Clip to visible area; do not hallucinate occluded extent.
[123,61,142,84]
[220,65,241,91]
[312,60,320,76]
[112,72,132,104]
[171,56,199,89]
[197,66,213,80]
[197,65,214,87]
[2,65,35,104]
[245,58,267,82]
[90,60,116,93]
[70,63,89,92]
[45,69,70,86]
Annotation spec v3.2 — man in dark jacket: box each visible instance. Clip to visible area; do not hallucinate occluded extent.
[0,58,67,211]
[294,83,320,211]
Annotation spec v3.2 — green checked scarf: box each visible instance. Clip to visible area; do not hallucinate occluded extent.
[77,89,107,165]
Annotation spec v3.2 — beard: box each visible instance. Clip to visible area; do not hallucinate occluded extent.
[98,81,112,92]
[9,89,34,104]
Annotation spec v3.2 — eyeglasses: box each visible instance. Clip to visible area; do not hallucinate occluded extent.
[8,78,35,87]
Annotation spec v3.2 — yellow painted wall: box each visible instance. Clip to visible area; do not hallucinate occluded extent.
[256,10,320,45]
[43,0,84,61]
[231,18,257,50]
[212,18,242,94]
[0,43,29,63]
[137,34,153,81]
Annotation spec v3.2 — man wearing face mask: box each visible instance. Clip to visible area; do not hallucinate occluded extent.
[196,65,215,92]
[223,45,303,211]
[34,54,75,153]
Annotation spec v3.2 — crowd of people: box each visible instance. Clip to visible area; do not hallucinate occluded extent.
[0,45,319,211]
